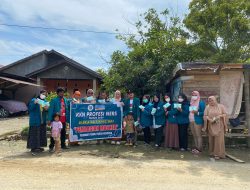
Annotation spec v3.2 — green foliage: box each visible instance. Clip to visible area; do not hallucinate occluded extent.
[45,92,70,102]
[184,0,250,63]
[101,2,250,97]
[21,126,29,137]
[101,8,198,97]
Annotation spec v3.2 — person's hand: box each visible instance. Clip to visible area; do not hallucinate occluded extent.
[44,106,49,110]
[34,99,38,104]
[120,102,125,106]
[202,127,206,132]
[165,111,168,116]
[141,108,145,112]
[177,107,182,112]
[164,107,167,112]
[192,110,198,114]
[47,121,51,126]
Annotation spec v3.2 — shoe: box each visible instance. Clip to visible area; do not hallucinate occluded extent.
[125,143,130,146]
[180,148,186,151]
[39,148,45,152]
[111,141,116,145]
[155,144,159,147]
[49,148,54,153]
[61,146,70,149]
[31,152,36,156]
[116,141,121,145]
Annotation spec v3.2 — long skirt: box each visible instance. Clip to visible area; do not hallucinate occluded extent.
[27,126,40,150]
[190,122,202,151]
[164,122,179,149]
[208,131,226,158]
[40,123,47,147]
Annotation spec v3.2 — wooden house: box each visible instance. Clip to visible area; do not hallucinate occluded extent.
[168,62,250,143]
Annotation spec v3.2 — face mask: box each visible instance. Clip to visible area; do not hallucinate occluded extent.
[87,96,94,102]
[165,98,170,102]
[191,96,198,101]
[143,99,148,103]
[98,99,105,103]
[40,94,46,100]
[178,98,184,103]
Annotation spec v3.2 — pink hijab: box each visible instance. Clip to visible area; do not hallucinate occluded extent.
[190,91,200,107]
[189,91,201,122]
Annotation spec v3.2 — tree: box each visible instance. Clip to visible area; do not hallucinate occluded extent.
[101,9,198,97]
[184,0,250,63]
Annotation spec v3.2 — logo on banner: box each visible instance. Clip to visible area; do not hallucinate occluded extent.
[88,105,94,111]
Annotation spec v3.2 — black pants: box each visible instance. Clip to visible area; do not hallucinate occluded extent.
[154,126,163,146]
[178,124,189,150]
[143,127,151,144]
[49,122,66,149]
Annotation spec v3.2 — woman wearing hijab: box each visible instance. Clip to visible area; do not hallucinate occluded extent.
[176,93,190,151]
[27,90,49,155]
[111,90,125,145]
[203,96,227,159]
[151,94,165,147]
[189,91,206,154]
[140,94,153,145]
[164,93,179,150]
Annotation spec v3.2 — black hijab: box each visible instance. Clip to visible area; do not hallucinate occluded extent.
[178,93,189,105]
[153,94,161,108]
[142,95,151,106]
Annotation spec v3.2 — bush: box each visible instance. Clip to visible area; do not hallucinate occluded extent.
[21,126,29,137]
[45,91,70,102]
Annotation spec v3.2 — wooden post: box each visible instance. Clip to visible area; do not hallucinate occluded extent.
[244,70,250,147]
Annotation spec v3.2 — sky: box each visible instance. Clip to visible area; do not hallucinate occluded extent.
[0,0,191,70]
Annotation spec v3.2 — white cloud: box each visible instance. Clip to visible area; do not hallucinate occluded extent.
[0,0,191,69]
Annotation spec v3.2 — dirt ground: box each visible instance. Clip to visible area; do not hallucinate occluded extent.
[0,116,28,136]
[0,117,250,190]
[0,140,250,190]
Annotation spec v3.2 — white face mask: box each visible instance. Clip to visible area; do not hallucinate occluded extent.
[87,96,94,102]
[191,96,198,101]
[40,94,46,100]
[98,99,105,103]
[178,98,184,103]
[165,98,170,102]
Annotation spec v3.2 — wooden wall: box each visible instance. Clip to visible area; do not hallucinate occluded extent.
[182,74,220,102]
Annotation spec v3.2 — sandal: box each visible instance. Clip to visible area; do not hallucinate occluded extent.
[214,156,220,160]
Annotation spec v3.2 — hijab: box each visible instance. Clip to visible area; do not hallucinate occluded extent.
[142,95,151,106]
[190,91,200,107]
[153,94,161,108]
[189,91,201,121]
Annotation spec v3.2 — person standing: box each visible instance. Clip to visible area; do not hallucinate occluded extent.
[164,94,179,150]
[48,87,70,151]
[51,113,63,156]
[83,89,96,103]
[27,90,49,155]
[111,90,125,145]
[124,90,140,145]
[97,91,110,104]
[176,93,190,151]
[203,96,227,159]
[139,94,153,145]
[124,90,140,122]
[151,94,165,147]
[189,91,206,154]
[68,89,82,146]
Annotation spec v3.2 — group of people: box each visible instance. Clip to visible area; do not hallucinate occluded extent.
[27,87,228,160]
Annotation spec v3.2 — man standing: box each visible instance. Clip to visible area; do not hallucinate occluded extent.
[124,90,140,122]
[48,87,70,151]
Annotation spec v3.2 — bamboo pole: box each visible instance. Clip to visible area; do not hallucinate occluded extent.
[244,70,250,147]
